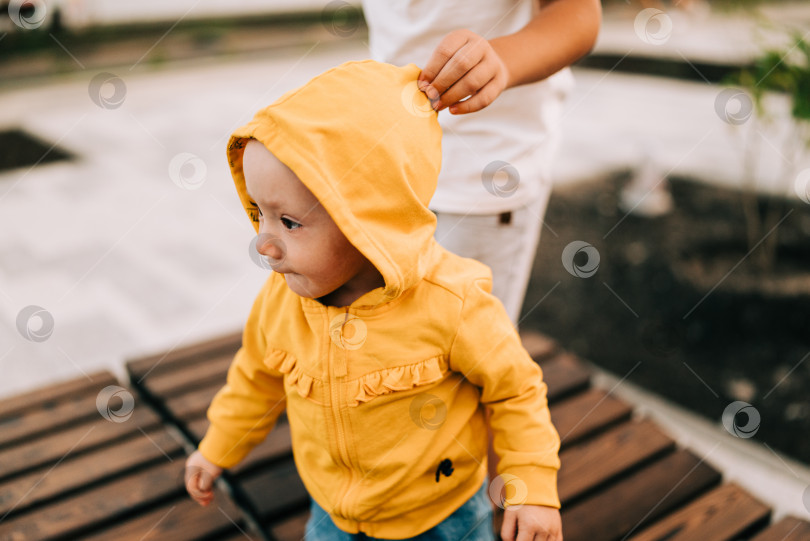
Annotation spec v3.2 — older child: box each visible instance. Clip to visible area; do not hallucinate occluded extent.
[185,60,562,541]
[362,0,602,324]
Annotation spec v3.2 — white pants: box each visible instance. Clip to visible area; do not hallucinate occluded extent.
[433,195,549,326]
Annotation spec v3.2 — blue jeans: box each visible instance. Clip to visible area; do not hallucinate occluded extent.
[305,481,494,541]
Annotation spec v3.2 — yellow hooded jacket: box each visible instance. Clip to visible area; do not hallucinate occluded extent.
[199,60,561,538]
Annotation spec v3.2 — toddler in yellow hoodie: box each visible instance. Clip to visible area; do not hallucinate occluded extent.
[185,60,562,541]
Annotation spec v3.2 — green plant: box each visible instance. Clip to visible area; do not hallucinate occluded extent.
[725,32,810,273]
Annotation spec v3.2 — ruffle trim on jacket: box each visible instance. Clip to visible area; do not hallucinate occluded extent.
[349,355,449,406]
[263,349,321,404]
[263,349,449,407]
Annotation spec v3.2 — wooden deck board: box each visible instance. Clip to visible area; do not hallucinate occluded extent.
[552,387,635,448]
[558,418,676,505]
[540,352,592,403]
[560,449,722,541]
[0,442,184,539]
[0,370,257,541]
[161,382,223,422]
[0,391,109,448]
[126,332,242,381]
[627,483,771,541]
[237,457,311,522]
[0,406,164,481]
[0,426,184,518]
[142,353,234,397]
[78,488,257,541]
[519,331,559,362]
[0,371,117,420]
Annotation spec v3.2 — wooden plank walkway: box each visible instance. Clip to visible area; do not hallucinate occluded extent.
[0,330,807,540]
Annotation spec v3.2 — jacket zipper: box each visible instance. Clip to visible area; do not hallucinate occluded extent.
[329,307,355,519]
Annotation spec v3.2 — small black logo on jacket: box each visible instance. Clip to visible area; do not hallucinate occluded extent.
[435,458,453,482]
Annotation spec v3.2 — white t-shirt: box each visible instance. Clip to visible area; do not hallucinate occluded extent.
[362,0,574,214]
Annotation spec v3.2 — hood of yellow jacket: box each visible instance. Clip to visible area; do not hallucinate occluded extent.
[227,60,442,305]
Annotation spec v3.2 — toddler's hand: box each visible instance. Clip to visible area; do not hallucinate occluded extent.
[185,450,223,506]
[417,29,509,115]
[501,504,562,541]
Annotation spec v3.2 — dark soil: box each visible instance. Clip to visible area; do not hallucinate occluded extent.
[521,171,810,464]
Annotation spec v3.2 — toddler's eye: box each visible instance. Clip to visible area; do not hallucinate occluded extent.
[281,217,302,230]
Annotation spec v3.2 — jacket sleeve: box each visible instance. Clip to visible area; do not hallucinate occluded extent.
[197,276,287,469]
[448,278,561,509]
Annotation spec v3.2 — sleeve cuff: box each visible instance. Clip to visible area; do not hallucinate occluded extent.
[197,424,256,469]
[499,465,560,509]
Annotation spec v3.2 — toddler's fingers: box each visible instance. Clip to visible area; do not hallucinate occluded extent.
[185,465,215,506]
[500,510,517,541]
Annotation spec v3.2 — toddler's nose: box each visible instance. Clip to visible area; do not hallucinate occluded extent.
[256,234,285,266]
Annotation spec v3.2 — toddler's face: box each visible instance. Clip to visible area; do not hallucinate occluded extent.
[242,140,382,306]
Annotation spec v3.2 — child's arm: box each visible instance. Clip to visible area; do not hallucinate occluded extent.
[417,0,601,114]
[448,278,562,538]
[185,276,287,506]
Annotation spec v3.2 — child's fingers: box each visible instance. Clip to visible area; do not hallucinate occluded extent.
[500,510,517,541]
[434,63,489,108]
[420,30,488,98]
[428,41,486,99]
[448,77,502,115]
[185,465,215,506]
[418,30,470,88]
